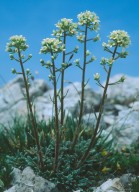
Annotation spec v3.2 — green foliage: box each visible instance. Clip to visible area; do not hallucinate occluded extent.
[131,177,139,192]
[0,116,139,191]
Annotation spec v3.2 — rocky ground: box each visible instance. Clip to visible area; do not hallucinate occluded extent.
[0,74,139,148]
[0,74,139,191]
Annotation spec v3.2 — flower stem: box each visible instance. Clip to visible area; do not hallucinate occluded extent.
[71,25,88,150]
[51,53,60,172]
[60,32,66,126]
[77,46,118,167]
[18,49,44,170]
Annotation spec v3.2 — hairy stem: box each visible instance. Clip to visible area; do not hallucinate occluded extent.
[77,46,118,167]
[71,25,88,150]
[18,50,44,169]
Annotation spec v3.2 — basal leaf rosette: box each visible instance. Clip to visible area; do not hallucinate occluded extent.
[6,35,29,53]
[40,38,65,54]
[77,10,100,31]
[103,30,131,48]
[53,18,78,37]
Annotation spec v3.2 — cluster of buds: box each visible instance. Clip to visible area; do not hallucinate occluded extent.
[6,35,29,53]
[77,10,100,31]
[76,33,85,42]
[40,38,65,54]
[100,57,114,66]
[102,30,130,49]
[52,18,78,37]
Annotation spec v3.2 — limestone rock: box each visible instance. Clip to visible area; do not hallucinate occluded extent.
[0,76,50,126]
[94,178,125,192]
[4,167,59,192]
[103,74,139,105]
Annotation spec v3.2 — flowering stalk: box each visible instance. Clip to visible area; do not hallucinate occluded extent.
[53,18,78,126]
[61,33,66,125]
[40,38,65,171]
[6,35,44,169]
[77,30,130,167]
[71,11,100,150]
[51,53,60,171]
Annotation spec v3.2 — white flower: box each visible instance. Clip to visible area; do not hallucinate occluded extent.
[40,38,64,54]
[77,10,100,31]
[6,35,29,53]
[53,18,78,37]
[104,30,131,48]
[77,33,85,42]
[94,73,100,80]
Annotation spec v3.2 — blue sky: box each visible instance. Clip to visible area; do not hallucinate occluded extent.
[0,0,139,89]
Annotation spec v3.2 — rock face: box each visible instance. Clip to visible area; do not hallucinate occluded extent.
[0,74,139,148]
[4,167,59,192]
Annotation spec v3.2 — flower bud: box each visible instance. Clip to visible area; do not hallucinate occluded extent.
[100,57,108,65]
[74,59,80,65]
[94,73,100,81]
[11,68,17,74]
[26,69,30,75]
[90,56,96,62]
[74,46,79,53]
[108,58,114,66]
[120,76,126,82]
[10,54,14,60]
[86,50,91,56]
[28,54,32,59]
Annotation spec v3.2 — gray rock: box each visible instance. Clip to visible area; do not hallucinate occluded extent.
[0,76,50,126]
[103,74,139,105]
[94,178,125,192]
[111,108,139,148]
[4,167,59,192]
[34,82,101,122]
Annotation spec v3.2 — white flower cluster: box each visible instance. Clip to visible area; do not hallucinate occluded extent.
[103,30,131,48]
[6,35,28,52]
[77,10,100,31]
[52,18,78,37]
[40,38,65,54]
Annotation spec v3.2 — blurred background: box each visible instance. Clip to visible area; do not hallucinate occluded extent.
[0,0,138,89]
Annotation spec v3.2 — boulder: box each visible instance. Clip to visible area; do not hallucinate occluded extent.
[0,76,50,126]
[4,167,59,192]
[103,74,139,105]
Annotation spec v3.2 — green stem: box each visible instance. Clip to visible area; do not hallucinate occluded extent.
[60,32,66,126]
[77,46,118,167]
[71,25,88,150]
[18,49,44,169]
[51,53,60,172]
